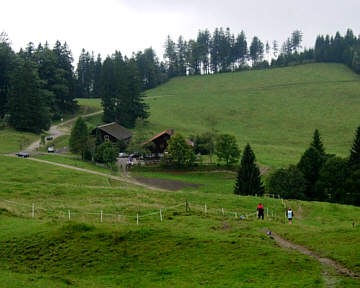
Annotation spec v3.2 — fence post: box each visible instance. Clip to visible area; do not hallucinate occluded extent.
[222,208,225,216]
[160,209,163,222]
[186,200,189,212]
[100,210,103,223]
[204,204,207,214]
[235,212,238,218]
[32,203,34,218]
[68,209,71,221]
[136,213,139,225]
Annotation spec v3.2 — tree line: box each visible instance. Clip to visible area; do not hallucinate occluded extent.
[267,128,360,206]
[0,33,77,132]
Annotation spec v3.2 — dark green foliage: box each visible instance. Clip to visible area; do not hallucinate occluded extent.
[297,147,326,200]
[192,131,216,156]
[311,129,325,155]
[69,117,88,159]
[94,141,118,166]
[100,53,149,128]
[0,39,15,119]
[7,58,51,133]
[102,144,118,167]
[164,133,195,168]
[345,169,360,206]
[317,157,348,203]
[249,36,264,64]
[215,134,240,166]
[349,126,360,169]
[267,165,306,200]
[234,144,264,196]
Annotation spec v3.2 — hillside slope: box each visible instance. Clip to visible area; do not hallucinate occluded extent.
[145,63,360,167]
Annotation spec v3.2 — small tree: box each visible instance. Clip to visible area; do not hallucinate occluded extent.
[215,134,240,166]
[349,126,360,169]
[165,133,195,167]
[69,117,88,159]
[103,144,118,168]
[234,144,264,196]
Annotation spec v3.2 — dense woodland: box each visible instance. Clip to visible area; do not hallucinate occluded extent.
[1,28,360,131]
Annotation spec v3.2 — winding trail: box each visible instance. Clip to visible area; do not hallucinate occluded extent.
[24,110,104,153]
[268,231,359,284]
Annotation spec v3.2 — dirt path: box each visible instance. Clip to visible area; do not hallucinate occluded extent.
[269,231,359,281]
[24,110,103,153]
[15,156,165,191]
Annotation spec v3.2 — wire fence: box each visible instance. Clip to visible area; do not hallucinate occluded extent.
[0,195,287,225]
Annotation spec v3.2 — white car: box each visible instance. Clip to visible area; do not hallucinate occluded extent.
[47,146,55,153]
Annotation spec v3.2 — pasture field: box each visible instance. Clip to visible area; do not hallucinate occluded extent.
[0,128,38,154]
[76,98,102,114]
[0,156,359,287]
[145,63,360,167]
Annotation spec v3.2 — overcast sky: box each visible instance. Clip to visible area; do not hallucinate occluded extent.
[2,0,359,63]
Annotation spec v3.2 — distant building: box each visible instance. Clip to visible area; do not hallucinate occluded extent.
[143,129,194,155]
[92,122,133,143]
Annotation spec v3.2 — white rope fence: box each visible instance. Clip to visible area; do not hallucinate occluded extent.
[0,197,285,225]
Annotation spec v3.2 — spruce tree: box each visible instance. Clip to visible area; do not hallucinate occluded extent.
[7,58,51,133]
[310,129,325,155]
[69,117,88,159]
[349,126,360,169]
[234,144,264,196]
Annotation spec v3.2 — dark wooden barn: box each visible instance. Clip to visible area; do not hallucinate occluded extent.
[92,122,133,143]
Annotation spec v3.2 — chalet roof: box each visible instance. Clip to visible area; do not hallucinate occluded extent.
[96,122,133,141]
[143,129,174,146]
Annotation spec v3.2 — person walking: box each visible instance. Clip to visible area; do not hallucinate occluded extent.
[257,203,264,220]
[287,208,293,224]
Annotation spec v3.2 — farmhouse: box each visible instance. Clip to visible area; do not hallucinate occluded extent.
[92,122,133,143]
[143,129,194,155]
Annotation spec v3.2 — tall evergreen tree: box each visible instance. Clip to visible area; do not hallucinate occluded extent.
[310,129,325,155]
[249,36,264,64]
[7,58,51,133]
[297,146,325,200]
[0,36,15,119]
[234,144,264,196]
[349,126,360,169]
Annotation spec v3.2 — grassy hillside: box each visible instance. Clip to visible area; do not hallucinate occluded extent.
[145,63,360,167]
[0,156,359,287]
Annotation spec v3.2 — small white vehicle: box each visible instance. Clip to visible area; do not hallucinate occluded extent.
[47,146,55,153]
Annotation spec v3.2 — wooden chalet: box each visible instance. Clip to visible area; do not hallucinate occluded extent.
[142,129,194,155]
[92,122,133,143]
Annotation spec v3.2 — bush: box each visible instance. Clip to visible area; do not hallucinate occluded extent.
[163,133,195,168]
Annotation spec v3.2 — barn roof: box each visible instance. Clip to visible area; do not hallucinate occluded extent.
[142,129,174,146]
[96,122,133,141]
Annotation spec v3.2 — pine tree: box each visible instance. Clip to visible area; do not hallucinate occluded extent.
[297,146,325,200]
[349,126,360,169]
[310,129,325,155]
[234,144,264,196]
[69,117,88,159]
[7,58,51,133]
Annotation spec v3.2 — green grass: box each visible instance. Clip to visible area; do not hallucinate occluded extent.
[76,98,102,114]
[145,63,360,167]
[0,128,38,154]
[33,153,118,176]
[0,156,359,287]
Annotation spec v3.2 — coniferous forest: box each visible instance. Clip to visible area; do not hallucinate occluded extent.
[1,28,360,132]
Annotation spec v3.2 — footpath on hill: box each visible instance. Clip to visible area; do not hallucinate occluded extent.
[24,110,104,153]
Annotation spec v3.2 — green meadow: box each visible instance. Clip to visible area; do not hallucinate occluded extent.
[1,63,360,287]
[145,63,360,167]
[0,156,359,287]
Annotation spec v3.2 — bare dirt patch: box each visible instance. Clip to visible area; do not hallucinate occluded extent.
[134,176,202,191]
